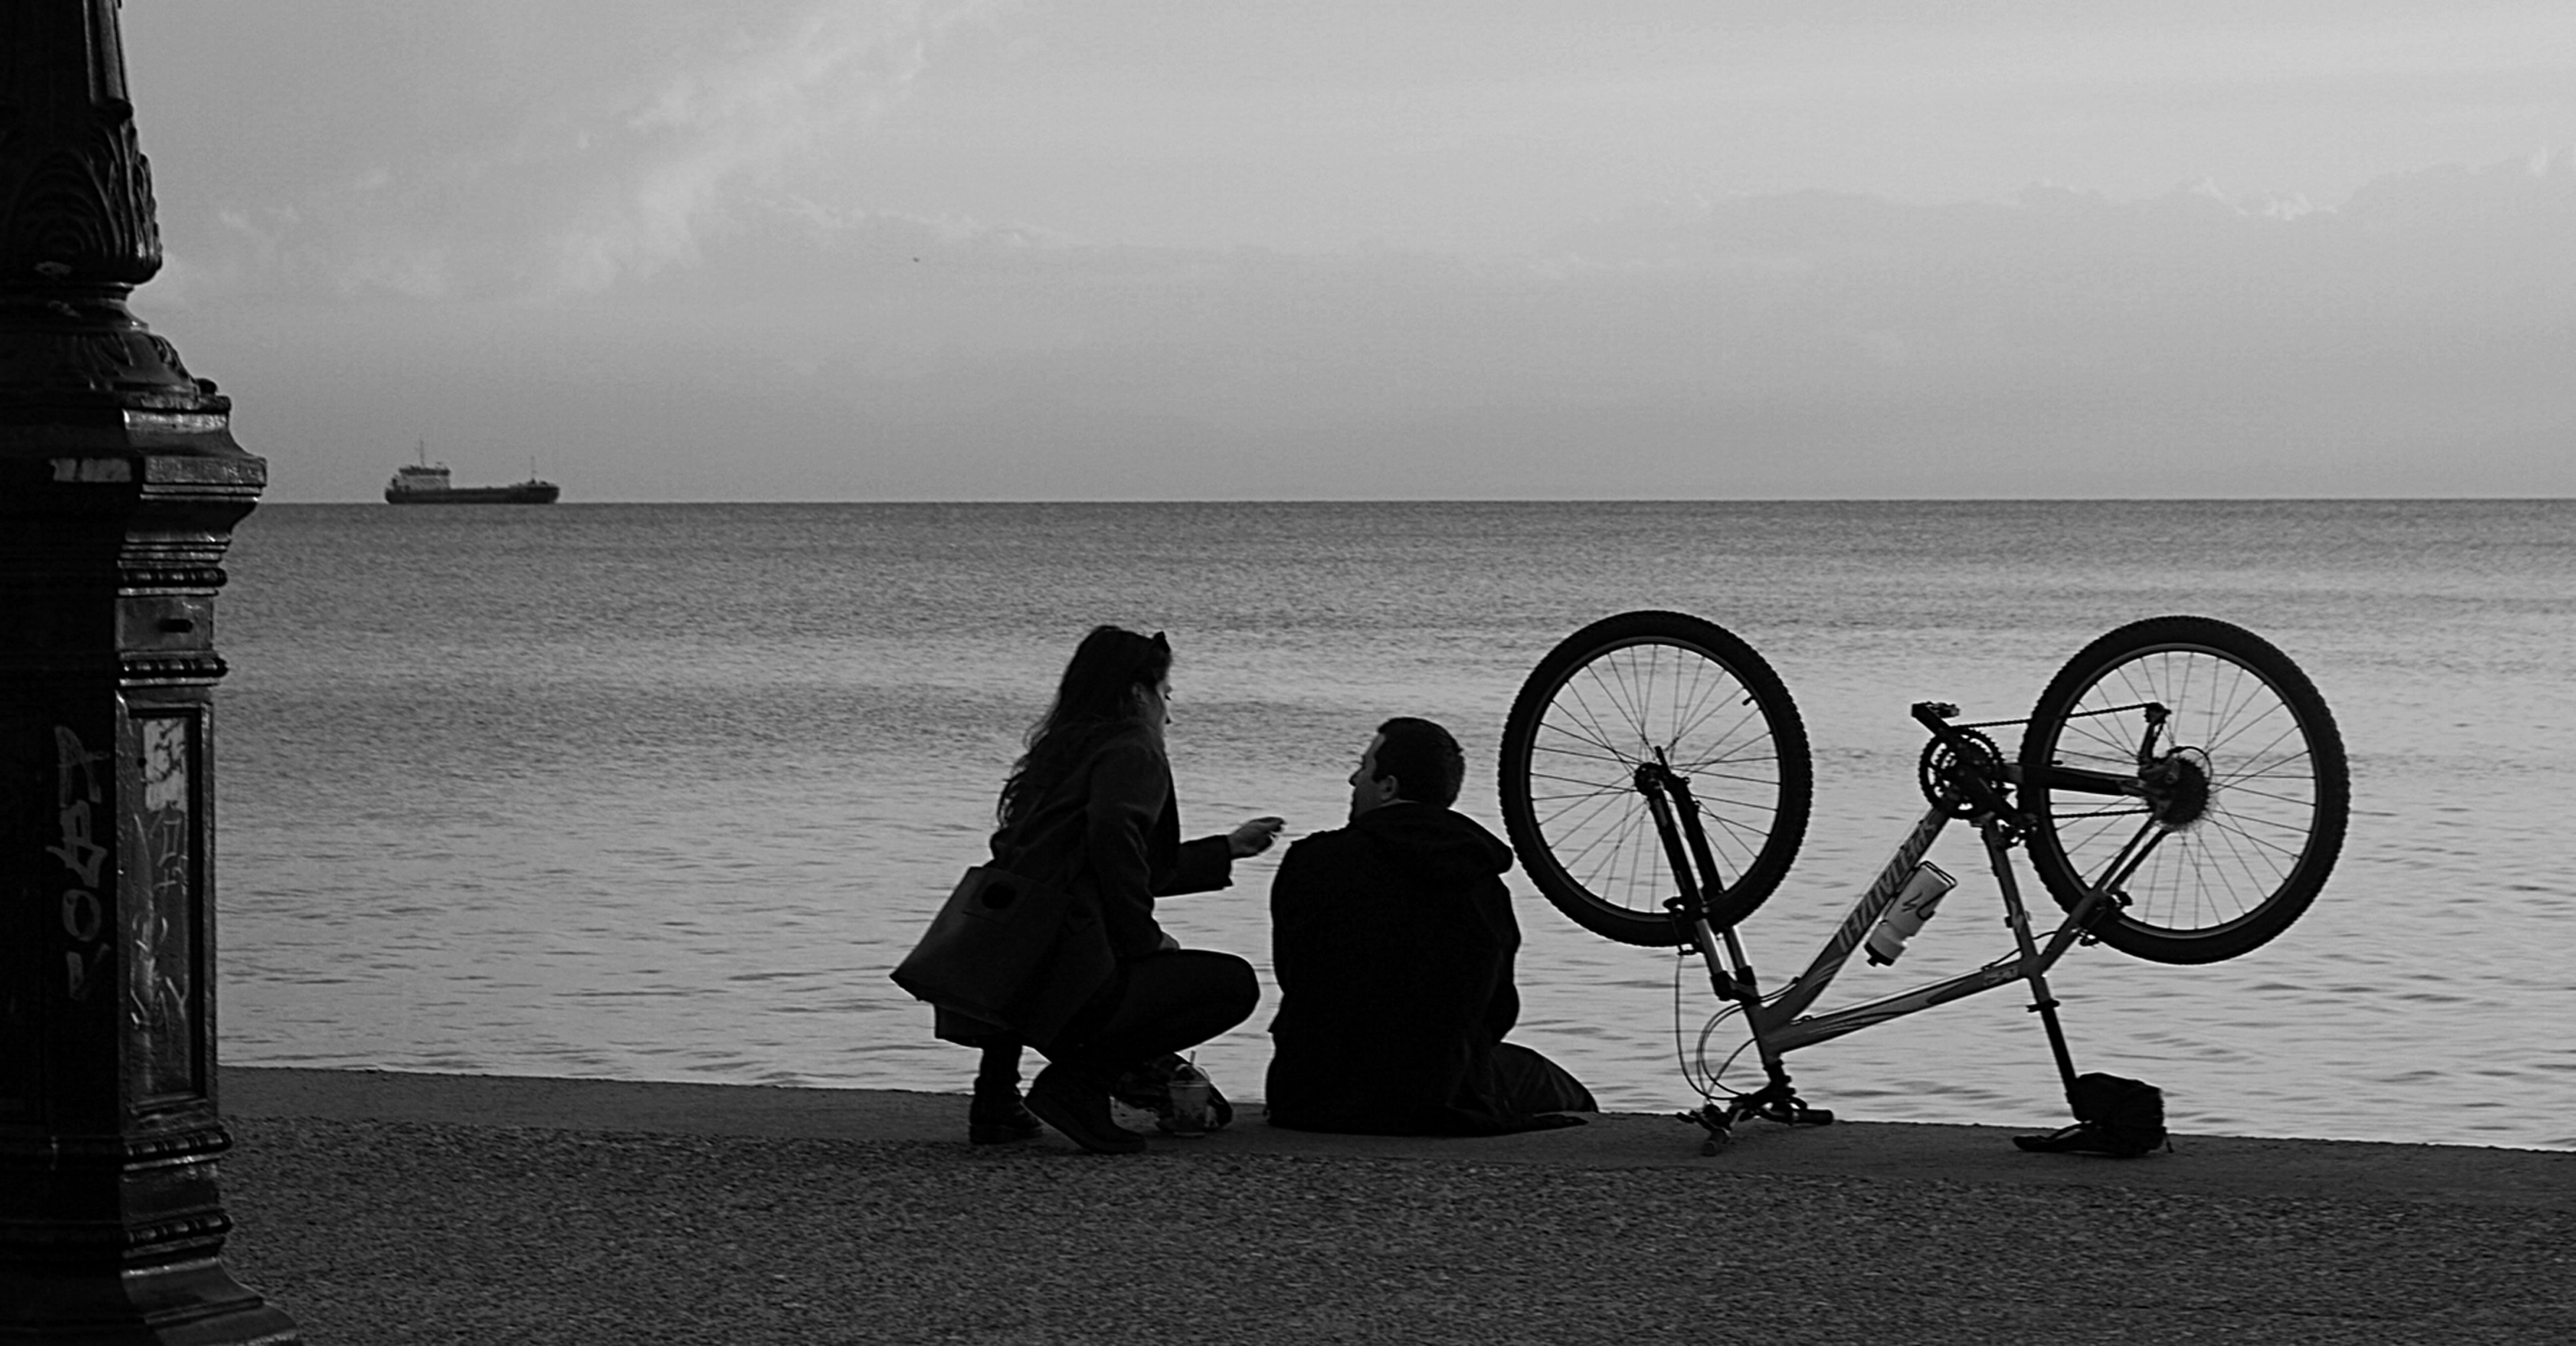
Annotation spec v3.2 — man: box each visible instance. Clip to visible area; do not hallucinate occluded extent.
[1264,717,1595,1134]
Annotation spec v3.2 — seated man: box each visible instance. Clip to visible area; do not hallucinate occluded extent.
[1265,716,1596,1134]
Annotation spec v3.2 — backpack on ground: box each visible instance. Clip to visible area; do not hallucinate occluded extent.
[2012,1072,2169,1157]
[1109,1053,1233,1136]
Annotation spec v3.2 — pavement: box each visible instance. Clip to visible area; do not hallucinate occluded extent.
[212,1067,2576,1344]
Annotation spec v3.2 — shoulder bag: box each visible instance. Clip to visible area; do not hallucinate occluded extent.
[890,865,1116,1046]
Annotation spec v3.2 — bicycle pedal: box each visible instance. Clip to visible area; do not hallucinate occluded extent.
[1756,1099,1834,1126]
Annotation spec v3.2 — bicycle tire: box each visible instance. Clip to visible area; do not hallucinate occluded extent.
[2019,615,2348,964]
[1498,611,1813,946]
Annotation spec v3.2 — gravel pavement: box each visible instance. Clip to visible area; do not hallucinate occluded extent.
[212,1069,2576,1344]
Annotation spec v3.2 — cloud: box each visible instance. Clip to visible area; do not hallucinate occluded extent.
[651,150,2576,495]
[168,141,2576,499]
[2338,143,2576,231]
[541,1,993,296]
[153,1,996,304]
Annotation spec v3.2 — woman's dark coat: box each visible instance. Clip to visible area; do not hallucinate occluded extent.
[935,723,1231,1044]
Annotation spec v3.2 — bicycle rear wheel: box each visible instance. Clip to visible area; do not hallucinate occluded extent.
[2019,616,2348,964]
[1498,611,1812,946]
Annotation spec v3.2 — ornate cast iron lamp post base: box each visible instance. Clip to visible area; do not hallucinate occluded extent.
[2,3,298,1340]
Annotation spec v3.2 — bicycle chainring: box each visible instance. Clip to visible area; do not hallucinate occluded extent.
[1918,727,2005,818]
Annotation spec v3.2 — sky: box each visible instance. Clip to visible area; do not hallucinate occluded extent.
[119,1,2576,501]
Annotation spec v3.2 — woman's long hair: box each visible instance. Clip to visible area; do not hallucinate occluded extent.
[996,625,1171,826]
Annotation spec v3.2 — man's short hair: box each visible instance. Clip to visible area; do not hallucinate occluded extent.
[1373,716,1465,808]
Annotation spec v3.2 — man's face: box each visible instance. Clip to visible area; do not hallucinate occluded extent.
[1348,733,1399,821]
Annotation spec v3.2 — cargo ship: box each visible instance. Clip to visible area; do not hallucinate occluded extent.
[384,444,560,505]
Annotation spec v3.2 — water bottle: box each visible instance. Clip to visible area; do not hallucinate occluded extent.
[1164,1059,1212,1136]
[1864,861,1957,966]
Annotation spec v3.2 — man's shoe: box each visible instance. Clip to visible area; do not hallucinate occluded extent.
[1025,1065,1148,1154]
[968,1086,1044,1145]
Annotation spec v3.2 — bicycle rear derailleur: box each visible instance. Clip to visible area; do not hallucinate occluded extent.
[1678,1082,1835,1156]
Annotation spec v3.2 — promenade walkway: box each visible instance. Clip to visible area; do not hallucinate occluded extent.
[218,1068,2575,1344]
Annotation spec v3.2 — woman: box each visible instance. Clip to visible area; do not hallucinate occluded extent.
[952,625,1284,1154]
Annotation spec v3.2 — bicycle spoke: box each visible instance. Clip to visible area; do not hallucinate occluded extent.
[2022,621,2344,960]
[1502,616,1812,944]
[1533,714,1630,760]
[1533,781,1637,838]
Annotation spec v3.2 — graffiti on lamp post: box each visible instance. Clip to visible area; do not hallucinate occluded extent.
[49,725,113,1003]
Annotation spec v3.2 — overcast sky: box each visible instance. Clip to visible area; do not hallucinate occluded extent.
[124,1,2576,500]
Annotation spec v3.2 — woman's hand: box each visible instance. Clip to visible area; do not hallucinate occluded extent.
[1228,815,1286,858]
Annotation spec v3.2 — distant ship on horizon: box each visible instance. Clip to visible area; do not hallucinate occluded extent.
[384,442,560,505]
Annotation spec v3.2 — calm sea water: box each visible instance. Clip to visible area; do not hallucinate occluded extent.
[217,501,2576,1149]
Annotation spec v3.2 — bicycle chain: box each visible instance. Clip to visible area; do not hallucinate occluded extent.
[1954,699,2159,732]
[1955,702,2164,829]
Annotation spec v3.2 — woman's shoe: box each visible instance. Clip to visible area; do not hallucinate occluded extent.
[1024,1065,1148,1154]
[968,1087,1044,1145]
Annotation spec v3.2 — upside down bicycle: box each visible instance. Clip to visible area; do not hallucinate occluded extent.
[1497,612,2349,1153]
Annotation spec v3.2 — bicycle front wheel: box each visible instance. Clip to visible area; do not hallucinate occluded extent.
[1498,611,1812,946]
[2019,616,2348,964]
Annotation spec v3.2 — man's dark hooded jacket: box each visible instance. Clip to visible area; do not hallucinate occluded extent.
[1265,801,1551,1134]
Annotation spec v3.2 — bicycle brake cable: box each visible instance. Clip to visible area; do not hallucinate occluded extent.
[1671,949,1708,1098]
[1675,946,1772,1102]
[1698,1021,1756,1099]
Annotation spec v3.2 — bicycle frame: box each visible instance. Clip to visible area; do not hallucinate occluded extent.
[1639,704,2173,1150]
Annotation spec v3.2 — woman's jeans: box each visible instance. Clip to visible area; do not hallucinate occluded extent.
[1040,949,1259,1079]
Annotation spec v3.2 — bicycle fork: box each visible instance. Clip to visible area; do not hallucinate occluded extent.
[1636,757,1832,1152]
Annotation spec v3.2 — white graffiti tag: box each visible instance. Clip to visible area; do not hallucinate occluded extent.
[53,725,112,1001]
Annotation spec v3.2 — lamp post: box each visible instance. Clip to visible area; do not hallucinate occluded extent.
[1,2,298,1340]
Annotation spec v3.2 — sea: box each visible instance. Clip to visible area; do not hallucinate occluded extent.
[216,500,2576,1149]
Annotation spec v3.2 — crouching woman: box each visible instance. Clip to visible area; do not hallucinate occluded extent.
[947,625,1283,1154]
